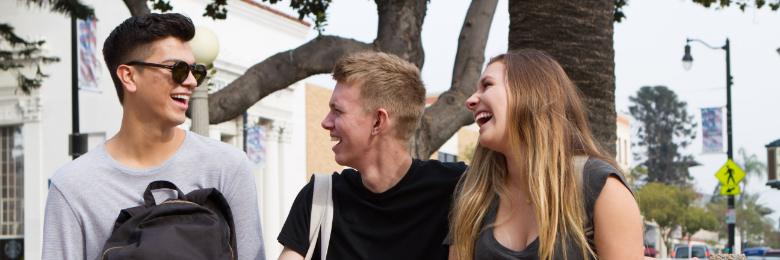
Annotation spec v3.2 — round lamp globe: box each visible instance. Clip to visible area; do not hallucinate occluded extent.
[190,27,220,65]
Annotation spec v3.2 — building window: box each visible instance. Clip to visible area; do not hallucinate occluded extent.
[438,152,457,163]
[624,140,629,164]
[0,126,23,237]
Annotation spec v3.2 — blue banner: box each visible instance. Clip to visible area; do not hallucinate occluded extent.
[246,126,266,168]
[701,107,723,153]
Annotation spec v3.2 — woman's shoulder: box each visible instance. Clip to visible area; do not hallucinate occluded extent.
[582,158,621,178]
[580,157,633,215]
[582,158,629,191]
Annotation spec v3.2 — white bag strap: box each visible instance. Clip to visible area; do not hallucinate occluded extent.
[572,156,595,238]
[572,155,588,182]
[304,173,333,260]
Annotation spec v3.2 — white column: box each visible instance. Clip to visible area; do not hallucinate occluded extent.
[21,96,43,260]
[263,122,282,259]
[190,78,209,136]
[278,124,293,225]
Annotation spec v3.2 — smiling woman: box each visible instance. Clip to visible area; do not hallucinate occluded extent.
[446,50,644,260]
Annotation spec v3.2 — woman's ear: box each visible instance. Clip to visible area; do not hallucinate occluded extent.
[117,65,137,93]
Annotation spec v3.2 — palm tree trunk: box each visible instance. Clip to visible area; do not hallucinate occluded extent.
[508,0,617,156]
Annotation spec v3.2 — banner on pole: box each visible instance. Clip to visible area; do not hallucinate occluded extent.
[246,126,266,168]
[78,18,101,92]
[701,107,723,154]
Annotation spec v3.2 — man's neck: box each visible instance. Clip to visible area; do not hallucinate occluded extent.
[353,140,414,194]
[104,112,186,169]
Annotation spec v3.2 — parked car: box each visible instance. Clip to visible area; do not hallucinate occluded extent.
[765,249,780,259]
[764,249,780,258]
[745,247,773,256]
[744,248,780,260]
[672,244,718,259]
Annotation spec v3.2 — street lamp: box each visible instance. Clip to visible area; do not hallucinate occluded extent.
[682,37,736,253]
[189,27,219,137]
[682,44,693,70]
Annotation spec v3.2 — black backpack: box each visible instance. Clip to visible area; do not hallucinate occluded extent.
[101,181,237,260]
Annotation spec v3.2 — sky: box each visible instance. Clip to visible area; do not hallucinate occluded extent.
[260,0,780,224]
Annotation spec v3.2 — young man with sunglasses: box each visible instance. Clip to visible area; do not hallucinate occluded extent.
[42,13,265,260]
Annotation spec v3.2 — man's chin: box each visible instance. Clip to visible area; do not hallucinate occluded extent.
[334,156,352,168]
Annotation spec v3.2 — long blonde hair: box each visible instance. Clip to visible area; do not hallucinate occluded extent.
[449,50,623,260]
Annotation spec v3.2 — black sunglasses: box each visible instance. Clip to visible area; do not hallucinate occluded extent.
[125,61,207,86]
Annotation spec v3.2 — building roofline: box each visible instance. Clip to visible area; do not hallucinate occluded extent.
[766,138,780,148]
[238,0,311,27]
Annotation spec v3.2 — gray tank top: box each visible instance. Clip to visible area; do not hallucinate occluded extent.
[446,158,632,260]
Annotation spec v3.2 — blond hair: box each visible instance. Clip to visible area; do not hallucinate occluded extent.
[332,51,426,142]
[449,50,624,260]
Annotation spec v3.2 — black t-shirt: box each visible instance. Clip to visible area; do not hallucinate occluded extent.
[278,159,467,260]
[444,158,632,260]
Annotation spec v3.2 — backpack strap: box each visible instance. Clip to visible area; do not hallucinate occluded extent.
[572,156,592,227]
[304,173,333,260]
[142,180,187,207]
[572,156,597,250]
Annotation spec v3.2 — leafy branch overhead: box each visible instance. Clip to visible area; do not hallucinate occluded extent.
[613,0,778,24]
[692,0,780,11]
[261,0,331,34]
[25,0,96,20]
[0,24,60,95]
[148,0,228,20]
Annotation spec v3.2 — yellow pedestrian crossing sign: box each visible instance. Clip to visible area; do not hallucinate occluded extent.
[715,159,745,195]
[721,184,740,196]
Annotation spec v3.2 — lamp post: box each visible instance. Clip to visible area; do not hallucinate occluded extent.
[70,15,82,160]
[682,37,735,253]
[189,27,219,137]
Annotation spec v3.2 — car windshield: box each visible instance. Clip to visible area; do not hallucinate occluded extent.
[675,247,690,258]
[692,247,706,258]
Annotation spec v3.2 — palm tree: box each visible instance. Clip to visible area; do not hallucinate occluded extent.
[736,148,766,186]
[508,0,618,155]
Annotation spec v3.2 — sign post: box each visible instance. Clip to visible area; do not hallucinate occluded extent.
[715,158,744,253]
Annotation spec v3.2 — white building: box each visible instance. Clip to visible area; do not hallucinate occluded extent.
[0,0,311,258]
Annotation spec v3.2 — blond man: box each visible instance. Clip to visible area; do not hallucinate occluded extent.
[277,51,466,260]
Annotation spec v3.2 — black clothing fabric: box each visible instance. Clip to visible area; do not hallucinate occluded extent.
[278,159,467,260]
[444,158,632,260]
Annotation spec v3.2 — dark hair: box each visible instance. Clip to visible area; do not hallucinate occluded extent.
[102,13,195,104]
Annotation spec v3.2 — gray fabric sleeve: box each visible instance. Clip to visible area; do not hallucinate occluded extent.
[42,183,86,260]
[224,156,266,260]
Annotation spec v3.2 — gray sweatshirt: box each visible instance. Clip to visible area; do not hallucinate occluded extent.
[42,131,265,260]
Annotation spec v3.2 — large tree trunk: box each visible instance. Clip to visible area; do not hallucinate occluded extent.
[122,0,497,158]
[374,0,427,68]
[508,0,617,156]
[410,0,498,159]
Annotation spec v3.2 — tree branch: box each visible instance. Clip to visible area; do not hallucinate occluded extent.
[410,0,499,159]
[202,36,374,123]
[374,0,427,68]
[123,0,150,17]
